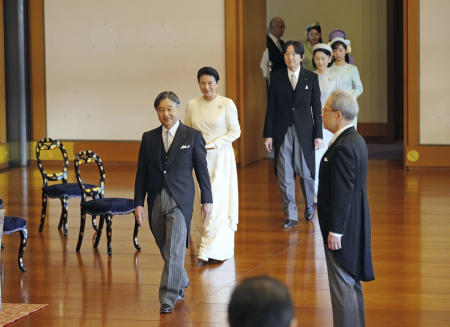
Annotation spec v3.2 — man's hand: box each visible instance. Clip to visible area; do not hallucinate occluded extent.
[201,203,213,222]
[264,138,273,152]
[134,206,145,227]
[314,138,323,150]
[328,233,342,250]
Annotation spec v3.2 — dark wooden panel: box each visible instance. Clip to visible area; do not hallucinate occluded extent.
[241,0,267,166]
[29,0,47,141]
[0,0,6,145]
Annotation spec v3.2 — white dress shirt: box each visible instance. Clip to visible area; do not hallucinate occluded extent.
[328,123,353,147]
[162,120,180,152]
[268,33,282,52]
[260,33,283,79]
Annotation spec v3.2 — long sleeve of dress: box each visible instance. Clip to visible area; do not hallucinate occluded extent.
[184,101,192,127]
[352,67,363,99]
[207,100,241,149]
[260,48,269,79]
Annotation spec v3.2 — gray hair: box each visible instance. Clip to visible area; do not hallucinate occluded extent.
[330,90,359,121]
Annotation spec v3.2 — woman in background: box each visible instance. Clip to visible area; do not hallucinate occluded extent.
[185,66,241,266]
[312,43,337,198]
[303,21,322,71]
[329,37,363,128]
[328,29,355,64]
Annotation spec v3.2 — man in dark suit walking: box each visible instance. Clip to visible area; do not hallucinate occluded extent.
[260,17,286,80]
[263,40,323,228]
[134,91,213,314]
[318,90,374,326]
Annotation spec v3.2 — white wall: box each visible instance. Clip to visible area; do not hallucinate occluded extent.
[419,0,450,145]
[45,0,226,140]
[266,0,387,123]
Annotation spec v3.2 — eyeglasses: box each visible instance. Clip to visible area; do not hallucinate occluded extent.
[322,107,336,113]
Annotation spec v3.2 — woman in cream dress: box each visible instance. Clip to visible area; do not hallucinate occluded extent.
[185,67,241,265]
[312,43,337,197]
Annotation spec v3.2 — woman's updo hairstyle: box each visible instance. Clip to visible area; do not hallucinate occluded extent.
[197,66,220,83]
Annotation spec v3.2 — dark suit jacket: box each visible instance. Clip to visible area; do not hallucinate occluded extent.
[317,127,374,282]
[267,35,286,73]
[134,122,213,247]
[263,68,322,178]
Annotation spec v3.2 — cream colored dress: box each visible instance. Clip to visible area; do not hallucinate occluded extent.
[314,70,337,195]
[184,95,241,261]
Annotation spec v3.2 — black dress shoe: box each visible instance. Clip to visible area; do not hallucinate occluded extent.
[176,288,184,301]
[281,219,298,229]
[160,304,174,314]
[208,259,223,265]
[305,206,315,220]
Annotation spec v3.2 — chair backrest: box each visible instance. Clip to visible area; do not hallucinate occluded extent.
[36,138,69,188]
[74,150,105,204]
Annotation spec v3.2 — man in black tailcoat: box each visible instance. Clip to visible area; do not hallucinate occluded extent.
[318,90,374,327]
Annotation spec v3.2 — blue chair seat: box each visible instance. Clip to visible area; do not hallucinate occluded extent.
[3,216,27,234]
[46,183,97,198]
[85,198,134,215]
[0,208,28,272]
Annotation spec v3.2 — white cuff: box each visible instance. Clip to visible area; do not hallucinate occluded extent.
[329,232,343,238]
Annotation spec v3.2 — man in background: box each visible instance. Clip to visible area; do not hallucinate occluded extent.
[260,17,286,80]
[263,40,323,229]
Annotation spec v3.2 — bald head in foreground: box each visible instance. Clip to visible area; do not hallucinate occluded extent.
[228,275,295,327]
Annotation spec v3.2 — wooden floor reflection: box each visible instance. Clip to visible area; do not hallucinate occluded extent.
[1,159,449,326]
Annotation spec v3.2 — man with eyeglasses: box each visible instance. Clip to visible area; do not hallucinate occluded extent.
[263,40,323,229]
[318,90,374,327]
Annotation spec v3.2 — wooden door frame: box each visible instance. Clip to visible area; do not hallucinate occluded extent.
[403,0,450,167]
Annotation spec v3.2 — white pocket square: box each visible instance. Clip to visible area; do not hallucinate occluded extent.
[324,157,328,162]
[305,85,309,90]
[180,145,190,149]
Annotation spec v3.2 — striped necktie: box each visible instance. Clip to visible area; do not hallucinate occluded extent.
[290,72,297,90]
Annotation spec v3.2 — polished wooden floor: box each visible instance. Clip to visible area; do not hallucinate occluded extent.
[0,159,449,326]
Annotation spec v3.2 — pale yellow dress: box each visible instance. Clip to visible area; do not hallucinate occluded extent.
[185,95,241,261]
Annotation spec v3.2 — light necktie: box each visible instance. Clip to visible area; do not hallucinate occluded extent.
[290,73,297,90]
[276,40,282,53]
[164,130,170,152]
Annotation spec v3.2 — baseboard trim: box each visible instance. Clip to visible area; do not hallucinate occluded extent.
[358,122,394,143]
[29,140,140,162]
